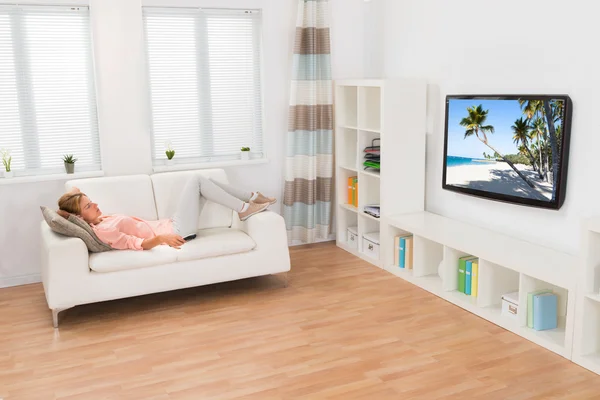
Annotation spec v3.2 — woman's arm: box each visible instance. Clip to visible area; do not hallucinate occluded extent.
[94,226,186,251]
[143,234,185,250]
[141,236,164,250]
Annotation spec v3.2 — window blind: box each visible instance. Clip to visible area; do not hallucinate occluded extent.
[0,5,101,176]
[143,7,264,165]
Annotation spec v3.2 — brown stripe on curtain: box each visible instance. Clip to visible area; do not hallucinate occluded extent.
[283,177,333,206]
[288,104,333,131]
[293,27,331,55]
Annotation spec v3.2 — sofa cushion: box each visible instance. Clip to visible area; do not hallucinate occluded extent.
[88,228,256,273]
[151,169,233,230]
[40,206,112,253]
[66,175,158,221]
[89,246,179,273]
[176,227,256,262]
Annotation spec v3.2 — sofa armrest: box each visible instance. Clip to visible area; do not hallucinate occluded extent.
[40,222,90,309]
[232,211,290,271]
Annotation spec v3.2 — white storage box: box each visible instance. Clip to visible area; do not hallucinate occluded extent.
[501,291,519,319]
[347,226,358,249]
[362,231,380,260]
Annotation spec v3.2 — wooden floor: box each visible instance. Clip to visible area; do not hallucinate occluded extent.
[1,242,599,399]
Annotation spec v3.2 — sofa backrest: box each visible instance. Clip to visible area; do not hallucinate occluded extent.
[65,175,158,221]
[151,169,233,229]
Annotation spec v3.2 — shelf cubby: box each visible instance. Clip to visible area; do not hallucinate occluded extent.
[335,86,357,128]
[336,128,358,170]
[519,274,568,327]
[337,206,358,248]
[440,246,472,292]
[358,86,381,132]
[336,167,358,210]
[358,216,380,263]
[412,235,443,278]
[358,129,381,175]
[577,298,600,364]
[357,171,380,213]
[382,223,411,269]
[478,260,519,309]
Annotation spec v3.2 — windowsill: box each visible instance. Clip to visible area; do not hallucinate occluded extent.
[0,170,105,185]
[153,158,269,173]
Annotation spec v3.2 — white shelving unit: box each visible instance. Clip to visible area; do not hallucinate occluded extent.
[334,79,427,267]
[573,218,600,373]
[383,211,577,359]
[334,77,583,364]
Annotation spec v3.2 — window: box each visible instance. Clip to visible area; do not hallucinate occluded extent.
[0,5,101,176]
[143,7,264,165]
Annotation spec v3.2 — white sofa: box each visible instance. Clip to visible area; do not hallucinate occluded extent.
[40,169,291,327]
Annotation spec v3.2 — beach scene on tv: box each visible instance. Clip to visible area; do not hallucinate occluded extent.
[445,98,566,202]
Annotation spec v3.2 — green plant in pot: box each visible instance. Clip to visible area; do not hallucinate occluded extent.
[240,146,250,160]
[165,142,175,165]
[1,148,13,178]
[63,154,77,174]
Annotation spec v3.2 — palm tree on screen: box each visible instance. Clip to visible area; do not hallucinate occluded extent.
[460,105,534,188]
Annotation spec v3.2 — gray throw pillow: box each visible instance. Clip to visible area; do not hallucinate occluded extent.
[40,206,112,253]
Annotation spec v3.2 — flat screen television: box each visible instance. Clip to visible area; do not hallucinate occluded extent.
[442,95,572,210]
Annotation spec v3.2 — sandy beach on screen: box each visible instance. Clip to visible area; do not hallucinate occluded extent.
[446,161,553,201]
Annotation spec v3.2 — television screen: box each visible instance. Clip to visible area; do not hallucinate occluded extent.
[442,95,572,210]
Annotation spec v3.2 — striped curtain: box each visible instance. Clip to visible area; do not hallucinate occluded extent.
[283,0,333,244]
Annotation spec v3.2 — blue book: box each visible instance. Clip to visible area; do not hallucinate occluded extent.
[399,238,406,268]
[533,293,558,331]
[465,260,472,295]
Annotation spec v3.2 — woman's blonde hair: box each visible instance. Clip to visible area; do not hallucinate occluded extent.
[58,192,85,214]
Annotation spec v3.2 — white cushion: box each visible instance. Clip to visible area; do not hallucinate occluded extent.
[66,175,157,221]
[88,228,256,273]
[151,169,233,230]
[89,245,179,273]
[176,227,256,262]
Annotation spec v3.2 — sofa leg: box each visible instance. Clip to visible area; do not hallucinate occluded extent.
[280,272,290,288]
[52,307,72,328]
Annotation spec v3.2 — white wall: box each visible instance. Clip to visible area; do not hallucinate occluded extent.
[0,0,367,287]
[381,0,596,254]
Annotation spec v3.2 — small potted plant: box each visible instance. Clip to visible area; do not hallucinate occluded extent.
[63,154,77,174]
[165,142,175,166]
[1,148,13,179]
[240,146,250,161]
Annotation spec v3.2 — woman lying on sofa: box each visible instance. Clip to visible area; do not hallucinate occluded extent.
[56,175,276,251]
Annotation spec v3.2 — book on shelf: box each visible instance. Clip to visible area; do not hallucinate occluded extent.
[465,260,473,295]
[471,260,479,297]
[394,236,399,266]
[347,176,358,207]
[399,237,406,268]
[405,236,413,269]
[363,204,380,218]
[395,234,413,268]
[533,292,558,331]
[458,256,476,294]
[527,289,553,328]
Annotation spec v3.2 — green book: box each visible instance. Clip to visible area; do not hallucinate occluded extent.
[458,256,476,293]
[528,289,552,328]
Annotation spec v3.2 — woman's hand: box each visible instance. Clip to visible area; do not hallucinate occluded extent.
[57,210,71,219]
[160,234,186,249]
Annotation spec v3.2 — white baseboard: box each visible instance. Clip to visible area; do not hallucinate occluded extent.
[0,274,41,288]
[289,234,336,247]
